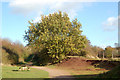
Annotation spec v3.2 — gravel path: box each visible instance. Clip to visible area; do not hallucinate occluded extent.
[31,66,75,79]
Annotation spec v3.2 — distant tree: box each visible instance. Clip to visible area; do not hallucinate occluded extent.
[114,43,120,57]
[2,38,30,64]
[24,11,87,63]
[81,40,104,59]
[104,46,116,58]
[92,46,103,57]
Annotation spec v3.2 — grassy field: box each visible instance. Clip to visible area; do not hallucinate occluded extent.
[2,66,49,78]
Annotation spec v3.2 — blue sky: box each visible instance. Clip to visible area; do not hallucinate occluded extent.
[1,1,118,49]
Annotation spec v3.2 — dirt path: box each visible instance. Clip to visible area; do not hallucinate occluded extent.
[31,66,75,78]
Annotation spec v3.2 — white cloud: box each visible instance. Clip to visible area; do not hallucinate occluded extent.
[9,0,50,15]
[33,17,41,23]
[8,0,94,23]
[48,2,84,20]
[99,44,106,49]
[102,16,118,31]
[8,0,119,23]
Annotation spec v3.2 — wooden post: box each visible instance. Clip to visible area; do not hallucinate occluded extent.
[112,51,113,59]
[97,52,99,58]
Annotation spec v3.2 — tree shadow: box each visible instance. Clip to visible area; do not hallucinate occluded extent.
[12,70,19,71]
[50,74,120,80]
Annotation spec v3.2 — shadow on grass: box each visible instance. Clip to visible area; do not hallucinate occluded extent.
[12,70,19,71]
[52,74,120,80]
[2,77,119,80]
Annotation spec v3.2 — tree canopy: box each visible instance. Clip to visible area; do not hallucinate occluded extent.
[24,11,87,64]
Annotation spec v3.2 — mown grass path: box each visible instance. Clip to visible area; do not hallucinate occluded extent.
[31,66,75,78]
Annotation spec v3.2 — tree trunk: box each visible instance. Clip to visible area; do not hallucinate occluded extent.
[112,52,113,59]
[103,51,104,59]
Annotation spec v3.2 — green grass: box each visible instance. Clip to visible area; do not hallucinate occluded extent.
[69,65,109,78]
[72,65,120,78]
[71,70,108,78]
[2,66,49,78]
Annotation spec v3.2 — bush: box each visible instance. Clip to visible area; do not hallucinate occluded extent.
[1,38,30,64]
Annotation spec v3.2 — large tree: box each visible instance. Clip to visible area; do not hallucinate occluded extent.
[24,11,87,63]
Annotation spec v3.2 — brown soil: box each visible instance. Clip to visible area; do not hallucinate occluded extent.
[57,57,93,71]
[57,57,119,71]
